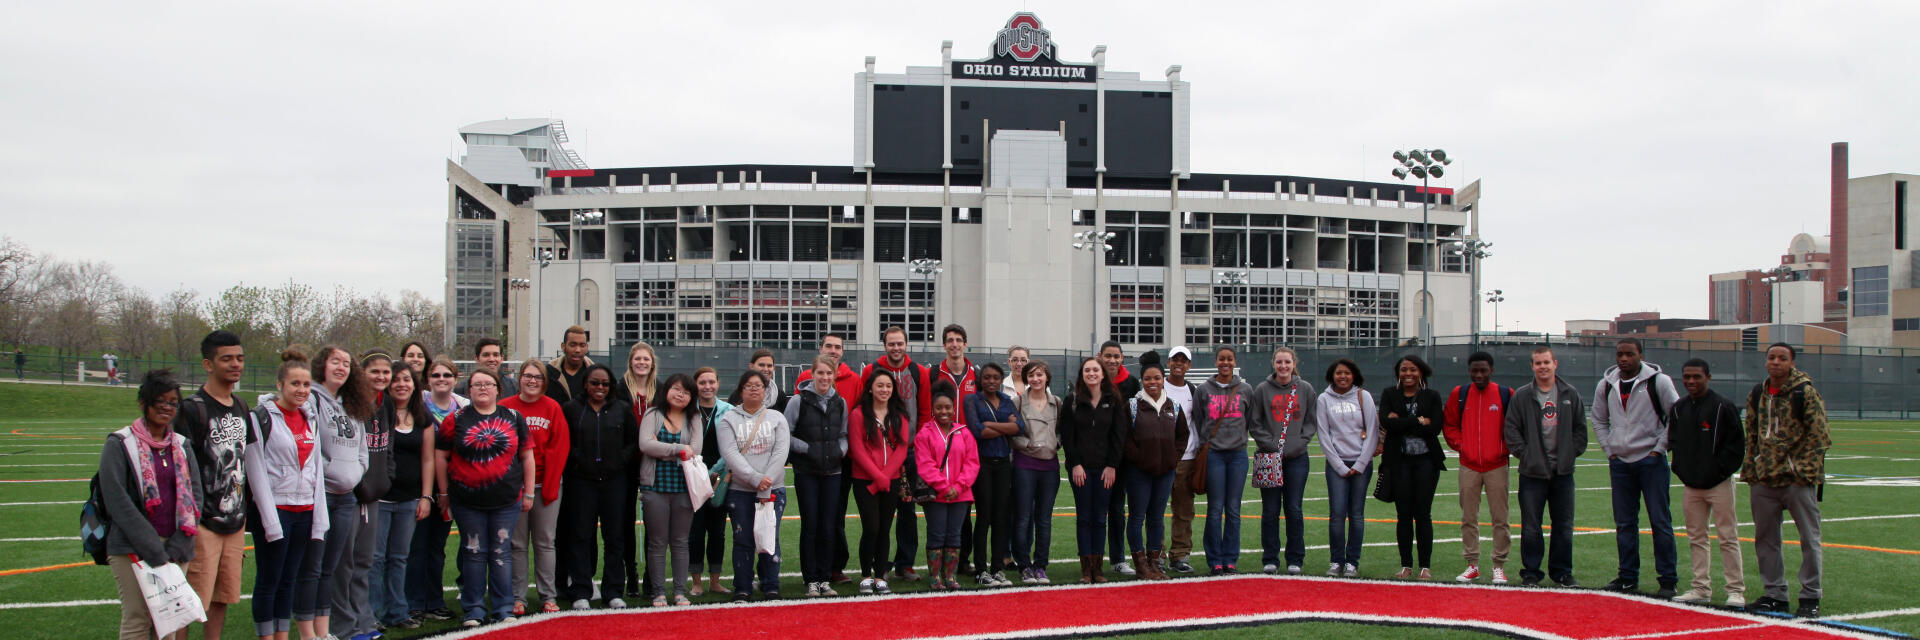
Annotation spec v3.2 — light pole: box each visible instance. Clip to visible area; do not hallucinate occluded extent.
[1073,230,1116,352]
[1450,237,1493,347]
[570,209,604,327]
[909,258,943,350]
[531,248,553,359]
[1393,148,1453,348]
[1762,265,1795,325]
[1485,289,1505,336]
[508,277,532,359]
[1221,268,1250,349]
[1349,300,1377,347]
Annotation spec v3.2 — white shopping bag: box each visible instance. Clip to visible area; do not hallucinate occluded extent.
[134,559,205,637]
[681,458,713,507]
[753,499,779,557]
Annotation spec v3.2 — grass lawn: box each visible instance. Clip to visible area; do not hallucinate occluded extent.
[2,380,1915,639]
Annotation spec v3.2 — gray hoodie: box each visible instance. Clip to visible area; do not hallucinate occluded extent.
[1592,362,1680,463]
[1316,386,1382,476]
[717,404,791,499]
[1251,376,1319,458]
[1194,375,1257,452]
[307,384,368,494]
[245,399,330,542]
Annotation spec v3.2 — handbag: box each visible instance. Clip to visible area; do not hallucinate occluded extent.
[133,557,206,637]
[1373,464,1394,502]
[707,459,730,508]
[1187,444,1209,494]
[681,457,714,508]
[1250,452,1285,488]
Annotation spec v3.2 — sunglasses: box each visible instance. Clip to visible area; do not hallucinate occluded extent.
[586,379,612,387]
[429,372,456,379]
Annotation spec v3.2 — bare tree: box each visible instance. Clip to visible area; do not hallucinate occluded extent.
[110,289,160,358]
[264,279,320,349]
[395,289,445,351]
[0,236,31,310]
[162,288,205,362]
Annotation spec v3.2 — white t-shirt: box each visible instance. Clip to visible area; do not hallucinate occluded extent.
[1166,381,1199,460]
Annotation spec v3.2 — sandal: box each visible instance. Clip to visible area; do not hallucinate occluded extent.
[673,595,691,606]
[1393,567,1414,579]
[651,595,668,608]
[540,600,560,613]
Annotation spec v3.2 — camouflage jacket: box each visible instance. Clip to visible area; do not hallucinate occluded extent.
[1741,368,1830,487]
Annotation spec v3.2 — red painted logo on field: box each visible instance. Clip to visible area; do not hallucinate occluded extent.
[994,12,1055,62]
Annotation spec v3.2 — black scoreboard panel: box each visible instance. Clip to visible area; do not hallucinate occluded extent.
[1100,90,1173,178]
[871,84,945,174]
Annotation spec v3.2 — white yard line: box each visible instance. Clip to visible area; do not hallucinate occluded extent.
[0,500,81,506]
[1823,606,1920,621]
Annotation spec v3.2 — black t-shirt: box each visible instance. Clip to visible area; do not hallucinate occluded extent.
[436,406,530,510]
[174,388,256,535]
[385,410,427,502]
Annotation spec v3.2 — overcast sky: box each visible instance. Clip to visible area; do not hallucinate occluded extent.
[3,1,1915,335]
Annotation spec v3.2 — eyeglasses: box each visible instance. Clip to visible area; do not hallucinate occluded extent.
[521,373,545,381]
[429,372,456,379]
[470,382,497,389]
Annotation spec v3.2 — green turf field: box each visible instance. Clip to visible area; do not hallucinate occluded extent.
[2,380,1915,639]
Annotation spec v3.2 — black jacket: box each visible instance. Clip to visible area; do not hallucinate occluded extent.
[1380,387,1448,471]
[1666,389,1745,490]
[562,398,638,480]
[1060,389,1130,471]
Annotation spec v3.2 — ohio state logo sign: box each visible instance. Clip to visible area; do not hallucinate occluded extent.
[994,13,1055,62]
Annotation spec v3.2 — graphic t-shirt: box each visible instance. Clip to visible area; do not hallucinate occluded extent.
[437,406,529,510]
[175,389,256,534]
[1537,388,1559,468]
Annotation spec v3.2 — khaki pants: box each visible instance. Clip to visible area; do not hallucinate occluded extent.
[1168,458,1197,560]
[1682,479,1745,599]
[1458,464,1511,568]
[109,554,162,640]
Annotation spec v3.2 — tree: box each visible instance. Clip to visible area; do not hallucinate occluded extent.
[110,289,160,358]
[161,288,206,362]
[0,238,43,348]
[207,284,270,355]
[42,260,120,357]
[264,279,319,349]
[395,290,445,354]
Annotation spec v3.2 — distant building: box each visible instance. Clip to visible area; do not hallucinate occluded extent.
[445,119,588,355]
[1707,232,1833,325]
[1564,312,1710,342]
[1843,159,1920,347]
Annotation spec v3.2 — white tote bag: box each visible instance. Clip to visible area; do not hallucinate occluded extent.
[754,499,779,558]
[681,458,713,507]
[135,559,206,637]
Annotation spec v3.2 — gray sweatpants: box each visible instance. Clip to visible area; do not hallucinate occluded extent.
[643,490,696,597]
[330,502,378,637]
[512,487,564,605]
[1750,483,1821,600]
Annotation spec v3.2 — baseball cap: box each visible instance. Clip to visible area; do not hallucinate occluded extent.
[1168,346,1193,361]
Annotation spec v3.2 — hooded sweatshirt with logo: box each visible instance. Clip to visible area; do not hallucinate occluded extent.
[1593,362,1681,463]
[308,384,369,494]
[245,400,330,542]
[1194,375,1257,452]
[1316,386,1382,476]
[1251,376,1318,458]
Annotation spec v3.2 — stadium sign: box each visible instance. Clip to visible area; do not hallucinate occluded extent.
[951,13,1096,83]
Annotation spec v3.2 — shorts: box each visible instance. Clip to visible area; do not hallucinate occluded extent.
[187,529,247,604]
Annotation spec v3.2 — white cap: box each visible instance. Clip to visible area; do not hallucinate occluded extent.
[1168,346,1193,361]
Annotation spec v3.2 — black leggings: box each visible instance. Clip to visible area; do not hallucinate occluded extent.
[1390,454,1442,568]
[853,481,900,577]
[687,501,727,575]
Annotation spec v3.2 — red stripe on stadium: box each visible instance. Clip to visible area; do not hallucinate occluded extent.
[547,169,594,178]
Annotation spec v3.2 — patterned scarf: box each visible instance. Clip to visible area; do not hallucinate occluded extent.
[123,419,200,537]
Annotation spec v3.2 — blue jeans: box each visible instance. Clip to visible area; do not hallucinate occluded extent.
[252,508,313,637]
[451,503,521,621]
[925,501,969,548]
[1203,449,1248,569]
[1010,464,1061,569]
[1610,455,1678,585]
[727,489,785,595]
[1324,460,1373,567]
[1260,454,1312,567]
[405,502,452,612]
[371,500,420,625]
[794,473,842,583]
[294,491,357,619]
[1071,466,1113,556]
[1124,467,1174,553]
[1519,473,1576,583]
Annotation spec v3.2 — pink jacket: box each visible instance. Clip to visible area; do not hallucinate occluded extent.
[914,420,978,503]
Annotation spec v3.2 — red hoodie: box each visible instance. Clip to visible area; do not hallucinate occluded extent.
[1443,382,1512,473]
[796,361,864,406]
[498,394,569,504]
[862,356,927,429]
[922,358,977,423]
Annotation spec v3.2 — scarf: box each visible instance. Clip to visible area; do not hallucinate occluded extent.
[123,419,199,537]
[1135,388,1169,414]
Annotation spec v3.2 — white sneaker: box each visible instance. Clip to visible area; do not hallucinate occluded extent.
[1287,565,1302,575]
[992,572,1013,586]
[1342,564,1359,578]
[859,577,875,594]
[874,579,891,595]
[1490,567,1509,585]
[1327,562,1342,577]
[461,619,480,628]
[1263,564,1279,574]
[1674,589,1712,603]
[1114,561,1135,576]
[607,597,627,609]
[1456,565,1480,582]
[1724,593,1746,608]
[806,582,824,597]
[571,598,591,610]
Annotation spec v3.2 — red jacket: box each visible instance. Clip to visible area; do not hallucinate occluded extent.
[847,406,911,495]
[796,362,864,408]
[915,420,978,503]
[1443,382,1512,473]
[923,358,977,423]
[498,394,569,504]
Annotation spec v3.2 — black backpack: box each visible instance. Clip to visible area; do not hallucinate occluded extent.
[1603,376,1669,426]
[80,471,112,565]
[1747,381,1810,421]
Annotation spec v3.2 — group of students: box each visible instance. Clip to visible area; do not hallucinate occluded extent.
[97,325,1835,639]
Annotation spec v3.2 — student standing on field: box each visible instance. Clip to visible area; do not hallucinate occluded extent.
[848,368,912,594]
[1160,347,1202,574]
[718,370,792,602]
[794,333,862,586]
[962,362,1025,586]
[1443,351,1514,585]
[176,331,254,640]
[924,325,980,574]
[1503,346,1587,589]
[1008,360,1062,584]
[785,355,851,597]
[638,374,703,607]
[688,367,734,596]
[1250,346,1317,576]
[331,352,397,640]
[1196,347,1255,575]
[543,326,596,406]
[246,350,329,640]
[1318,359,1380,579]
[436,368,538,627]
[1665,358,1745,607]
[1742,343,1829,619]
[408,359,465,621]
[918,381,979,592]
[296,346,374,640]
[373,365,433,630]
[1121,356,1187,581]
[1381,355,1446,581]
[559,365,638,610]
[499,359,570,615]
[1097,341,1142,578]
[454,338,516,396]
[1593,337,1683,599]
[102,370,203,640]
[1061,357,1127,584]
[861,327,925,582]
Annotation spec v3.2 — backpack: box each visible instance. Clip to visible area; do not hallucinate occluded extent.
[1603,376,1668,426]
[1450,383,1513,424]
[1747,381,1810,422]
[80,473,111,565]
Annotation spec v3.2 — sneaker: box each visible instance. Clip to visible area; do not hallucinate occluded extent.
[1602,578,1638,593]
[1263,564,1279,575]
[1114,561,1135,577]
[896,568,922,582]
[1170,560,1194,574]
[874,579,891,595]
[541,600,560,613]
[461,619,480,628]
[1746,596,1789,613]
[733,592,752,604]
[1673,589,1712,604]
[423,608,455,621]
[1554,575,1582,589]
[976,571,996,586]
[1723,593,1746,608]
[1224,565,1238,574]
[1795,598,1821,618]
[860,577,875,594]
[392,619,421,630]
[1327,563,1342,577]
[1021,568,1040,584]
[1287,564,1302,575]
[1341,564,1358,578]
[607,597,628,609]
[760,591,783,601]
[1490,567,1509,585]
[1456,565,1481,582]
[832,571,852,584]
[1521,576,1543,588]
[805,582,822,597]
[1035,569,1051,584]
[499,616,517,623]
[1654,584,1678,600]
[1418,568,1432,580]
[991,572,1012,586]
[571,599,591,610]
